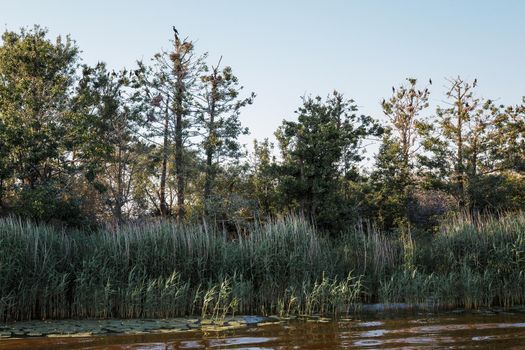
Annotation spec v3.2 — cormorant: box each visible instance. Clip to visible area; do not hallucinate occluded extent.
[172,26,179,35]
[429,78,432,85]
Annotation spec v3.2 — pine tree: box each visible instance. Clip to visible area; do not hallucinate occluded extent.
[193,58,254,213]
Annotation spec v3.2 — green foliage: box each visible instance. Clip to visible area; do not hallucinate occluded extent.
[369,132,410,229]
[247,139,280,218]
[194,62,254,212]
[275,92,382,231]
[418,77,500,213]
[0,26,78,188]
[12,184,89,227]
[373,78,430,230]
[490,100,525,173]
[1,25,525,242]
[195,64,253,162]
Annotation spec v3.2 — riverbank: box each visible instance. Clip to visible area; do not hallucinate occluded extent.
[2,213,525,322]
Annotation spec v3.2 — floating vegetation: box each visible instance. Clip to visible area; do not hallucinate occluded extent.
[0,316,281,338]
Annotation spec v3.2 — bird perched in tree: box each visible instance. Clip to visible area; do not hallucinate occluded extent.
[392,86,395,93]
[172,26,179,35]
[429,78,432,85]
[473,78,478,87]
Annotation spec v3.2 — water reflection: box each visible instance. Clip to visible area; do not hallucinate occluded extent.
[3,313,525,349]
[208,337,275,347]
[355,321,384,327]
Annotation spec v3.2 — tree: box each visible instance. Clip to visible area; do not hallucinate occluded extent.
[382,79,430,171]
[194,58,254,213]
[490,98,525,173]
[419,77,498,213]
[171,32,200,223]
[275,91,382,231]
[134,30,204,221]
[377,78,430,227]
[0,26,86,224]
[248,138,279,218]
[132,61,174,217]
[73,63,143,224]
[0,26,78,187]
[369,131,410,229]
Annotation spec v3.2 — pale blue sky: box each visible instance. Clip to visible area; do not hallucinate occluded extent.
[2,0,525,159]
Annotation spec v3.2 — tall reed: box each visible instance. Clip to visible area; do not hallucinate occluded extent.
[2,213,525,322]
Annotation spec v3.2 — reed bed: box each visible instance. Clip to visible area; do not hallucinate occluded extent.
[1,213,525,322]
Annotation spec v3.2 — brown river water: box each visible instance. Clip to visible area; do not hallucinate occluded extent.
[2,313,525,349]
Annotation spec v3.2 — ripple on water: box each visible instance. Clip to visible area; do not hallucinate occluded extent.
[208,336,275,348]
[472,335,493,341]
[360,329,387,337]
[353,338,383,346]
[355,321,384,327]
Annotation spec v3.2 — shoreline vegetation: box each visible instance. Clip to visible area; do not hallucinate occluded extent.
[2,26,525,342]
[2,213,525,323]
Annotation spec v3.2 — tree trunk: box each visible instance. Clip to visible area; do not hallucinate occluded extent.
[159,95,169,217]
[115,146,124,225]
[203,143,214,205]
[203,81,217,211]
[174,86,185,223]
[468,119,480,214]
[172,36,187,224]
[456,91,466,209]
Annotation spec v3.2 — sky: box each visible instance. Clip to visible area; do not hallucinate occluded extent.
[2,0,525,161]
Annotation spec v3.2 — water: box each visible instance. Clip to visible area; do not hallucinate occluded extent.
[3,313,525,349]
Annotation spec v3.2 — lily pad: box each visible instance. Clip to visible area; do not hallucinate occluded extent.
[0,331,12,338]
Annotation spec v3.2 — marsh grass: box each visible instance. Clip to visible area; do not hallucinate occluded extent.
[1,213,525,322]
